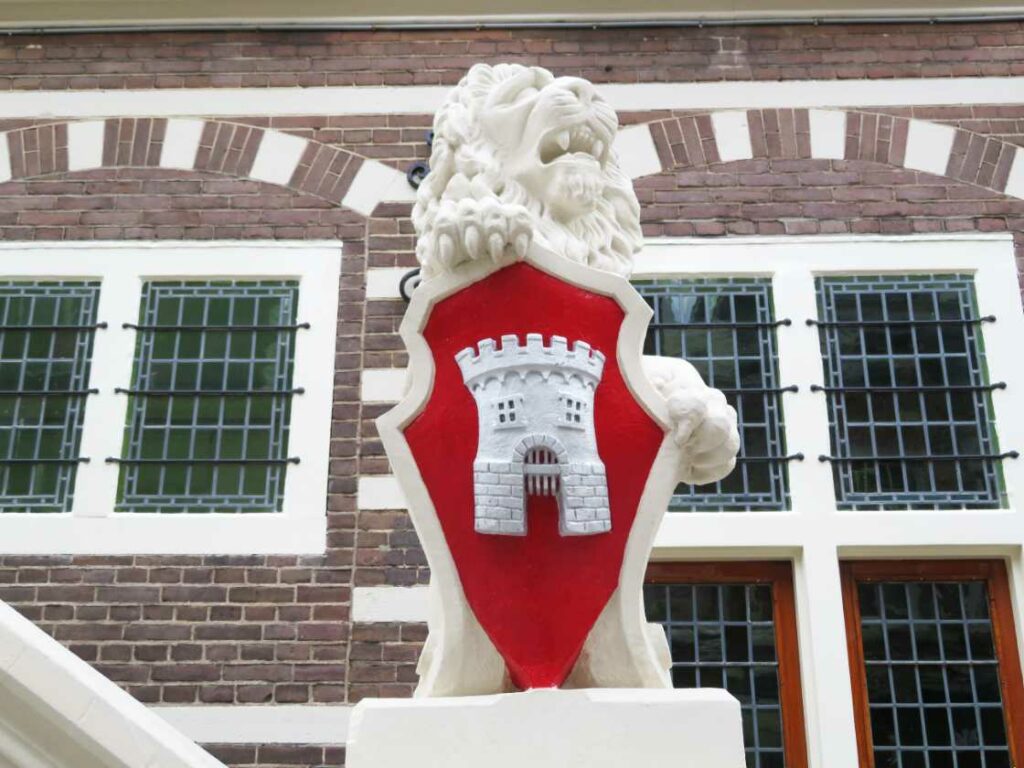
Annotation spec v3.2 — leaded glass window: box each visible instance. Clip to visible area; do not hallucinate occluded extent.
[645,580,787,768]
[116,280,299,513]
[0,281,100,512]
[854,579,1012,768]
[636,278,789,511]
[815,275,1004,510]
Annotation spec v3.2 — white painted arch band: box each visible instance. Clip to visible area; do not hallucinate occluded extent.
[5,78,1024,120]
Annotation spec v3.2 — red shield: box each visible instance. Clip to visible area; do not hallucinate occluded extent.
[402,261,665,690]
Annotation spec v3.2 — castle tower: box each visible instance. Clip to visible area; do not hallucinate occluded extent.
[455,333,610,536]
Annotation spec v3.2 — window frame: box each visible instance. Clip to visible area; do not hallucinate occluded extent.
[646,560,810,768]
[840,559,1024,768]
[635,234,1024,555]
[0,241,341,554]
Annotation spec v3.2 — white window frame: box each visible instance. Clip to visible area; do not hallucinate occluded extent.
[635,233,1024,768]
[0,241,341,555]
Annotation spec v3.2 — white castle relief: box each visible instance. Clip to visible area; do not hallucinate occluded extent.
[455,333,611,537]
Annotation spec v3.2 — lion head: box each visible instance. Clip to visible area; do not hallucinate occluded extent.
[413,63,643,280]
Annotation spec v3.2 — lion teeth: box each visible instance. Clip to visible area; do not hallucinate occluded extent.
[556,131,570,151]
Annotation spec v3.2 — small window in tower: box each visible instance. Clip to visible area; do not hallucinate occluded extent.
[493,395,524,429]
[560,394,586,429]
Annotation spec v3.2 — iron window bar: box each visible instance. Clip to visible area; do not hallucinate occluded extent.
[0,457,90,464]
[806,316,996,328]
[114,387,305,397]
[0,388,99,396]
[649,319,792,330]
[106,457,300,465]
[0,322,108,331]
[735,453,805,463]
[718,385,799,395]
[121,322,310,332]
[810,383,1006,393]
[818,451,1019,463]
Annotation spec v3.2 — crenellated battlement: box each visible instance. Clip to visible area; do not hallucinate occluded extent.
[455,333,605,389]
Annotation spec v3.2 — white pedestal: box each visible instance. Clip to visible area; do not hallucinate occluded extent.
[346,688,745,768]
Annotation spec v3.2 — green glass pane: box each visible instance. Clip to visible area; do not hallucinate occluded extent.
[116,280,297,513]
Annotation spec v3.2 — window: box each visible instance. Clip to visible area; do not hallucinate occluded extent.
[645,562,808,768]
[0,281,101,513]
[0,242,340,554]
[636,278,791,511]
[815,276,1006,510]
[560,393,585,427]
[841,560,1024,768]
[493,395,523,428]
[114,280,300,514]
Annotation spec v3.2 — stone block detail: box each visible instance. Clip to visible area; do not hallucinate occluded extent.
[473,460,526,535]
[560,463,611,536]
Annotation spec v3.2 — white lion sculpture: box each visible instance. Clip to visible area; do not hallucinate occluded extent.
[413,62,739,488]
[408,63,740,696]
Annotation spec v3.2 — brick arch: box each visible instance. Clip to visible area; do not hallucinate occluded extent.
[511,433,569,467]
[0,118,416,217]
[638,108,1023,201]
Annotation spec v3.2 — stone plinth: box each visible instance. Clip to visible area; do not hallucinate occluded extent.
[346,688,745,768]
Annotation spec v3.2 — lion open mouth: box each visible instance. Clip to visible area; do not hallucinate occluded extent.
[539,123,607,166]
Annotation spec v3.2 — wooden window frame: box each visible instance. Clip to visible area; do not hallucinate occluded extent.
[840,559,1024,768]
[646,560,809,768]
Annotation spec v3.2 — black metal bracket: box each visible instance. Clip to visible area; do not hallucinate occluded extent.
[719,385,799,395]
[399,268,422,303]
[0,457,90,464]
[0,389,99,396]
[105,457,300,465]
[735,453,805,463]
[405,130,434,189]
[810,383,1006,394]
[819,451,1019,463]
[655,319,792,330]
[114,388,305,397]
[0,322,108,331]
[807,316,996,328]
[122,323,310,332]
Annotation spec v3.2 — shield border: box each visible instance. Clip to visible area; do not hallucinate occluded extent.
[376,241,683,693]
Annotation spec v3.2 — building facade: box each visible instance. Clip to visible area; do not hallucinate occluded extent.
[1,9,1024,768]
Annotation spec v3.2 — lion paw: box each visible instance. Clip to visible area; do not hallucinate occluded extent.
[642,355,740,486]
[425,198,532,276]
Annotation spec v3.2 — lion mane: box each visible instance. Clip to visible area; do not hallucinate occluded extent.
[412,63,644,280]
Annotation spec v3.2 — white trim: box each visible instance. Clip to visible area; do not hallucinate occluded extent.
[360,368,408,403]
[65,120,104,172]
[153,705,351,746]
[0,136,10,183]
[0,240,341,555]
[709,111,753,162]
[612,124,663,180]
[159,118,204,170]
[357,475,407,510]
[5,77,1024,120]
[365,267,410,300]
[903,119,956,176]
[808,108,846,160]
[0,602,225,768]
[248,130,308,186]
[341,160,417,217]
[1005,147,1024,200]
[352,586,430,623]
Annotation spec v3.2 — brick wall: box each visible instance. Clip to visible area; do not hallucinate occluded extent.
[0,22,1022,767]
[2,22,1023,90]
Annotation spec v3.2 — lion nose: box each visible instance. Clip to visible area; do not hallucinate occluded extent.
[553,76,596,104]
